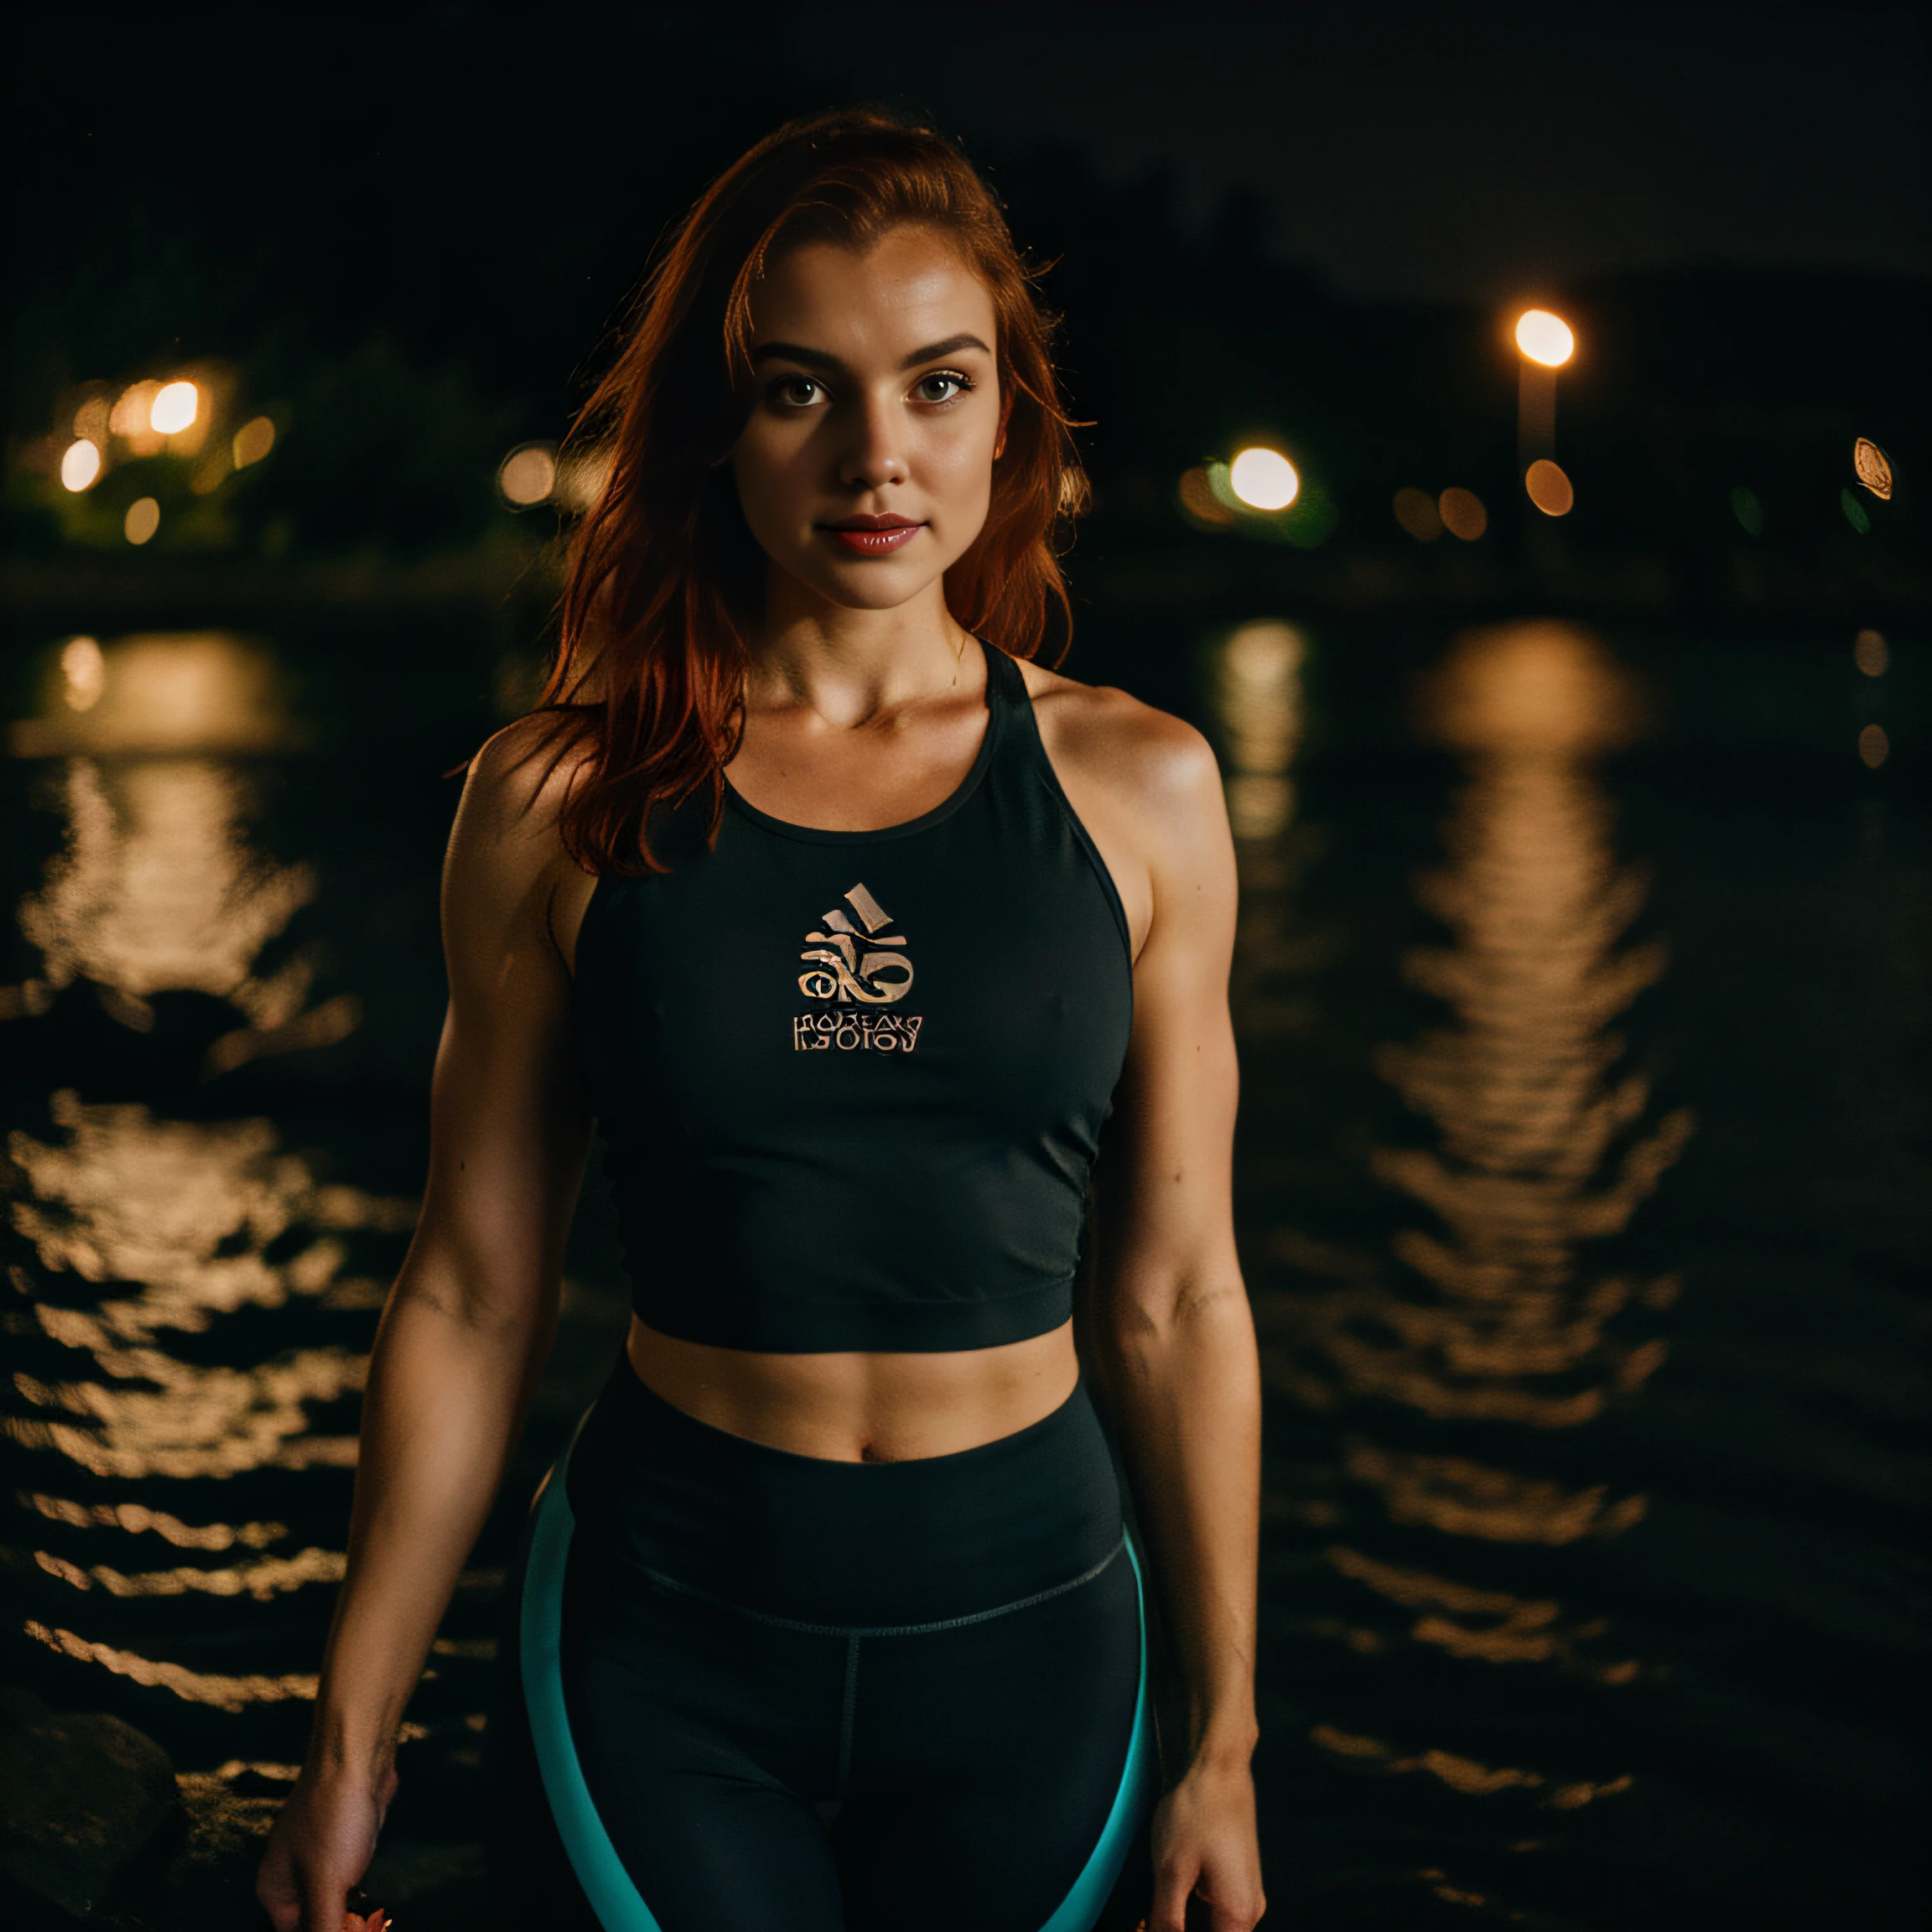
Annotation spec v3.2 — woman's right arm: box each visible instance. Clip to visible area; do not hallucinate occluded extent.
[258,724,595,1932]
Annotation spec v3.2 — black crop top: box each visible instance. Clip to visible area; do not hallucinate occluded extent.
[571,641,1135,1353]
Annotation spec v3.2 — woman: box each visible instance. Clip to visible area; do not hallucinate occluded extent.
[257,108,1264,1932]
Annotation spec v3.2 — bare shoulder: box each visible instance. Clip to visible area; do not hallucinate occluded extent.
[1015,657,1224,839]
[461,712,593,836]
[444,712,598,935]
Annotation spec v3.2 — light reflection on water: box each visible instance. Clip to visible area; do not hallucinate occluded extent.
[1,618,1918,1922]
[3,633,412,1726]
[1219,619,1696,1911]
[1213,620,1306,842]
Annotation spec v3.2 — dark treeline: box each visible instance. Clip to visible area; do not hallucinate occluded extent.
[4,6,1923,616]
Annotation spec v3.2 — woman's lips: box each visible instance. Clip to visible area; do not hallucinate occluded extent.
[822,522,923,555]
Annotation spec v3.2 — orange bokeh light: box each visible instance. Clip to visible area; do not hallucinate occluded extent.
[1514,309,1575,368]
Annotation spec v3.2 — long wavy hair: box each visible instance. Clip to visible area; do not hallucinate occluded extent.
[534,106,1089,875]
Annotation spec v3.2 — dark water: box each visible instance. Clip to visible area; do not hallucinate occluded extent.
[2,612,1924,1927]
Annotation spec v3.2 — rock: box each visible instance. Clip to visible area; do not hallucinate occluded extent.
[0,1709,179,1920]
[155,1773,283,1929]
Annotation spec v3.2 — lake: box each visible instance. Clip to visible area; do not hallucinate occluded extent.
[2,606,1922,1927]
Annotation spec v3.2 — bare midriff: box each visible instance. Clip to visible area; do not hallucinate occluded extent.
[624,1315,1082,1464]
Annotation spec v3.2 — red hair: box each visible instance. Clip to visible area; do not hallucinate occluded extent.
[533,106,1088,875]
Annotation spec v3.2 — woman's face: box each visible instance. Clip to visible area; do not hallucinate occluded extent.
[730,225,1005,616]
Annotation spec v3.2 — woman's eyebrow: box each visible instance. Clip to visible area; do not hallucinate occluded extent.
[896,333,992,368]
[749,340,842,371]
[748,333,993,373]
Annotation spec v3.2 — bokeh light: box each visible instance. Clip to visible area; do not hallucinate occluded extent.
[1438,488,1488,541]
[124,497,161,546]
[1393,487,1443,542]
[1213,621,1305,841]
[232,417,276,469]
[150,381,200,436]
[1514,309,1575,367]
[1179,466,1236,529]
[1229,446,1300,511]
[1731,486,1764,536]
[111,382,161,448]
[1841,489,1871,534]
[190,444,232,496]
[1852,437,1893,501]
[1858,724,1889,768]
[1853,630,1888,678]
[1524,460,1575,517]
[12,632,291,760]
[61,636,106,712]
[60,439,102,492]
[1420,621,1645,756]
[497,444,557,507]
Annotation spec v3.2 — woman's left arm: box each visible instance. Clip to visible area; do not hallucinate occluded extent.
[1083,714,1265,1932]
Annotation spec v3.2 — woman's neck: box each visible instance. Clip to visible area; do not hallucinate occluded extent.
[748,574,972,731]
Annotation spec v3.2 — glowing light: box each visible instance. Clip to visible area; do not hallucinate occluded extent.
[61,636,105,712]
[36,1544,345,1601]
[1437,488,1488,541]
[124,497,160,545]
[13,748,314,1008]
[60,439,103,491]
[24,1493,288,1550]
[1524,459,1575,517]
[232,416,276,468]
[1273,623,1689,1431]
[1393,487,1442,542]
[1853,437,1893,500]
[1859,724,1888,768]
[11,632,290,760]
[1213,621,1306,840]
[498,444,557,507]
[1854,630,1888,678]
[1420,621,1644,756]
[110,382,162,450]
[74,397,110,442]
[1228,446,1300,511]
[1178,466,1235,529]
[23,1622,318,1711]
[1731,486,1763,537]
[1344,1444,1647,1545]
[150,380,200,436]
[1514,309,1575,367]
[1841,488,1871,534]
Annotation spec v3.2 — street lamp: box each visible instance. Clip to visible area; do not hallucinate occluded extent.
[1514,307,1576,537]
[1513,308,1572,470]
[1228,446,1300,512]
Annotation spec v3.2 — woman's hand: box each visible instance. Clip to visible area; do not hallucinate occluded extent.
[1147,1757,1267,1931]
[255,1760,397,1932]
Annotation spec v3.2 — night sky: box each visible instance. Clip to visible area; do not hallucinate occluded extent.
[4,0,1922,572]
[794,0,1925,299]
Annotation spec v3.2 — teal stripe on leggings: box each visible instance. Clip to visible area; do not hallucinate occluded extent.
[520,1420,1157,1932]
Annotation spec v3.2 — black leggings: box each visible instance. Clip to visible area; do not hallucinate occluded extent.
[485,1355,1156,1932]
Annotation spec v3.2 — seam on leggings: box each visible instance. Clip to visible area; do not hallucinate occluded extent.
[621,1531,1126,1637]
[836,1633,860,1801]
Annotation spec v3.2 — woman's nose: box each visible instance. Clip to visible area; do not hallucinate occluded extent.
[837,396,906,491]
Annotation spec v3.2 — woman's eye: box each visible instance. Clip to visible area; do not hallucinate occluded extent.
[773,377,823,408]
[914,371,972,405]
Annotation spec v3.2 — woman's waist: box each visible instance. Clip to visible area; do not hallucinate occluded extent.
[621,1314,1079,1464]
[563,1344,1126,1628]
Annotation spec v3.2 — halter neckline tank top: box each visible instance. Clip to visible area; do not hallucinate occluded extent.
[571,640,1135,1353]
